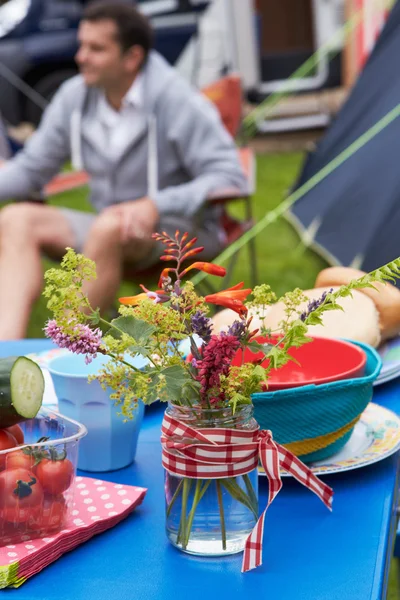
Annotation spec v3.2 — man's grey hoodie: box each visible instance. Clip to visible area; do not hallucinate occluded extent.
[0,51,247,232]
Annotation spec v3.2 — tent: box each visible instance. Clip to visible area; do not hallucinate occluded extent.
[288,1,400,274]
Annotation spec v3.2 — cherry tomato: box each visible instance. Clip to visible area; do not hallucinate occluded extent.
[0,468,44,524]
[5,425,24,445]
[4,449,35,471]
[0,430,18,469]
[30,495,67,531]
[35,458,74,495]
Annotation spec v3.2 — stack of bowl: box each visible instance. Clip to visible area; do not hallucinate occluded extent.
[234,336,382,462]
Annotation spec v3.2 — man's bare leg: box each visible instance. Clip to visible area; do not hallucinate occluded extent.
[0,203,76,339]
[82,211,154,313]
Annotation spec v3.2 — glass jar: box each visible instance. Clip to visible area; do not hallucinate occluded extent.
[164,403,259,556]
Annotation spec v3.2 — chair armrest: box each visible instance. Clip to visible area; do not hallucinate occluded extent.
[44,171,90,197]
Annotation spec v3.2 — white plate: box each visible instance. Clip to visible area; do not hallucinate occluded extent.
[374,369,400,386]
[258,403,400,477]
[373,337,400,385]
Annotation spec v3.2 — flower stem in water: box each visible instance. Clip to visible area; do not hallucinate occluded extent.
[182,479,211,549]
[216,481,227,550]
[177,478,192,546]
[220,478,259,521]
[166,479,184,518]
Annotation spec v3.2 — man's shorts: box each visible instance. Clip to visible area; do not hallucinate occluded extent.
[59,208,226,268]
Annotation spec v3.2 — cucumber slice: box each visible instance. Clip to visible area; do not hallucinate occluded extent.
[0,356,45,427]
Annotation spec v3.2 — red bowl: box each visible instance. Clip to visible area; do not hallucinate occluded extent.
[231,336,367,391]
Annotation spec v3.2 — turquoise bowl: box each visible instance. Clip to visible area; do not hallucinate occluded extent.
[251,340,382,462]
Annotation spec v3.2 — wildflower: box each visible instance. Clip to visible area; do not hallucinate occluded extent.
[205,283,251,315]
[158,273,175,293]
[179,262,227,278]
[227,319,247,341]
[300,288,334,322]
[181,247,205,261]
[44,320,103,364]
[119,292,148,306]
[119,284,169,306]
[195,334,241,405]
[190,311,213,343]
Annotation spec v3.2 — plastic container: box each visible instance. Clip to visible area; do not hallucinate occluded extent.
[47,351,145,472]
[232,335,367,391]
[0,408,87,546]
[251,340,382,463]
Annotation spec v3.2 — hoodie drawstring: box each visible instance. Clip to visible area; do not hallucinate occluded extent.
[147,114,158,200]
[70,109,83,171]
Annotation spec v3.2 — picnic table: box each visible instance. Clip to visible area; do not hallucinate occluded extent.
[1,339,399,600]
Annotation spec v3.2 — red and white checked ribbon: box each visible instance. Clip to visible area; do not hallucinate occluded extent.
[161,412,333,573]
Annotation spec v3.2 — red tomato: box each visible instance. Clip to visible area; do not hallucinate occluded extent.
[4,449,35,471]
[0,430,18,469]
[0,468,44,524]
[35,459,74,495]
[5,425,24,445]
[30,495,67,531]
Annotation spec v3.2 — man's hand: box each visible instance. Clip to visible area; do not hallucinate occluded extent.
[104,197,160,244]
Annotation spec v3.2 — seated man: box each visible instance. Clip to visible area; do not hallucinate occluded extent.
[0,1,247,339]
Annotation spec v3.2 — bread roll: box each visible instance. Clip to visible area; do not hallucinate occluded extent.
[211,307,268,334]
[260,287,381,347]
[316,267,400,341]
[211,308,238,333]
[211,286,381,347]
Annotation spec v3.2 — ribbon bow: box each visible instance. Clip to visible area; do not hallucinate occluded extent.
[161,412,333,573]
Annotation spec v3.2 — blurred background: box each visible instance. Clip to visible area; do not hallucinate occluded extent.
[0,0,392,329]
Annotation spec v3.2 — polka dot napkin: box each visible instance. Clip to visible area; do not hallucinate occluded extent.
[0,476,147,589]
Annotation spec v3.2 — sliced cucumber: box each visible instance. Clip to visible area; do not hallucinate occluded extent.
[0,356,45,427]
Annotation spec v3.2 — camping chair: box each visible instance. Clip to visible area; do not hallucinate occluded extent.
[44,75,258,294]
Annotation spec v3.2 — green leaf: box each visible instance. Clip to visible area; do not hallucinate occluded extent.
[253,364,267,379]
[181,380,202,403]
[305,312,324,326]
[266,346,288,370]
[109,316,156,343]
[320,301,343,313]
[146,364,192,404]
[87,308,101,326]
[246,341,274,355]
[229,392,250,414]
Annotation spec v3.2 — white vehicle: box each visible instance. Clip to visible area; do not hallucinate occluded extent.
[0,0,388,130]
[177,1,343,92]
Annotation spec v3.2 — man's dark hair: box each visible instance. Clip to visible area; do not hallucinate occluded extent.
[82,1,153,58]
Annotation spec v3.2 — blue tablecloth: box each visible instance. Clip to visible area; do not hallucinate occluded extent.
[1,340,399,600]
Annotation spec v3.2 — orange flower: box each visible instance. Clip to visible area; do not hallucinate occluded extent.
[180,262,227,278]
[205,282,251,315]
[182,237,198,251]
[181,247,204,261]
[119,284,166,306]
[119,293,148,306]
[158,268,174,288]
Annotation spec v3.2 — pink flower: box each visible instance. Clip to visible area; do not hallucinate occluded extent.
[195,334,240,406]
[44,320,103,364]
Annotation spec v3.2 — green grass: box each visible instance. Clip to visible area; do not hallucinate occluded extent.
[26,152,400,596]
[227,152,327,295]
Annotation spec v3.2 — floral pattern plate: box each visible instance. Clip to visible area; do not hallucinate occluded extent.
[374,336,400,386]
[258,403,400,477]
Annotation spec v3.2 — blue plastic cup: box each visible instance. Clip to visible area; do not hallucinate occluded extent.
[47,351,146,472]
